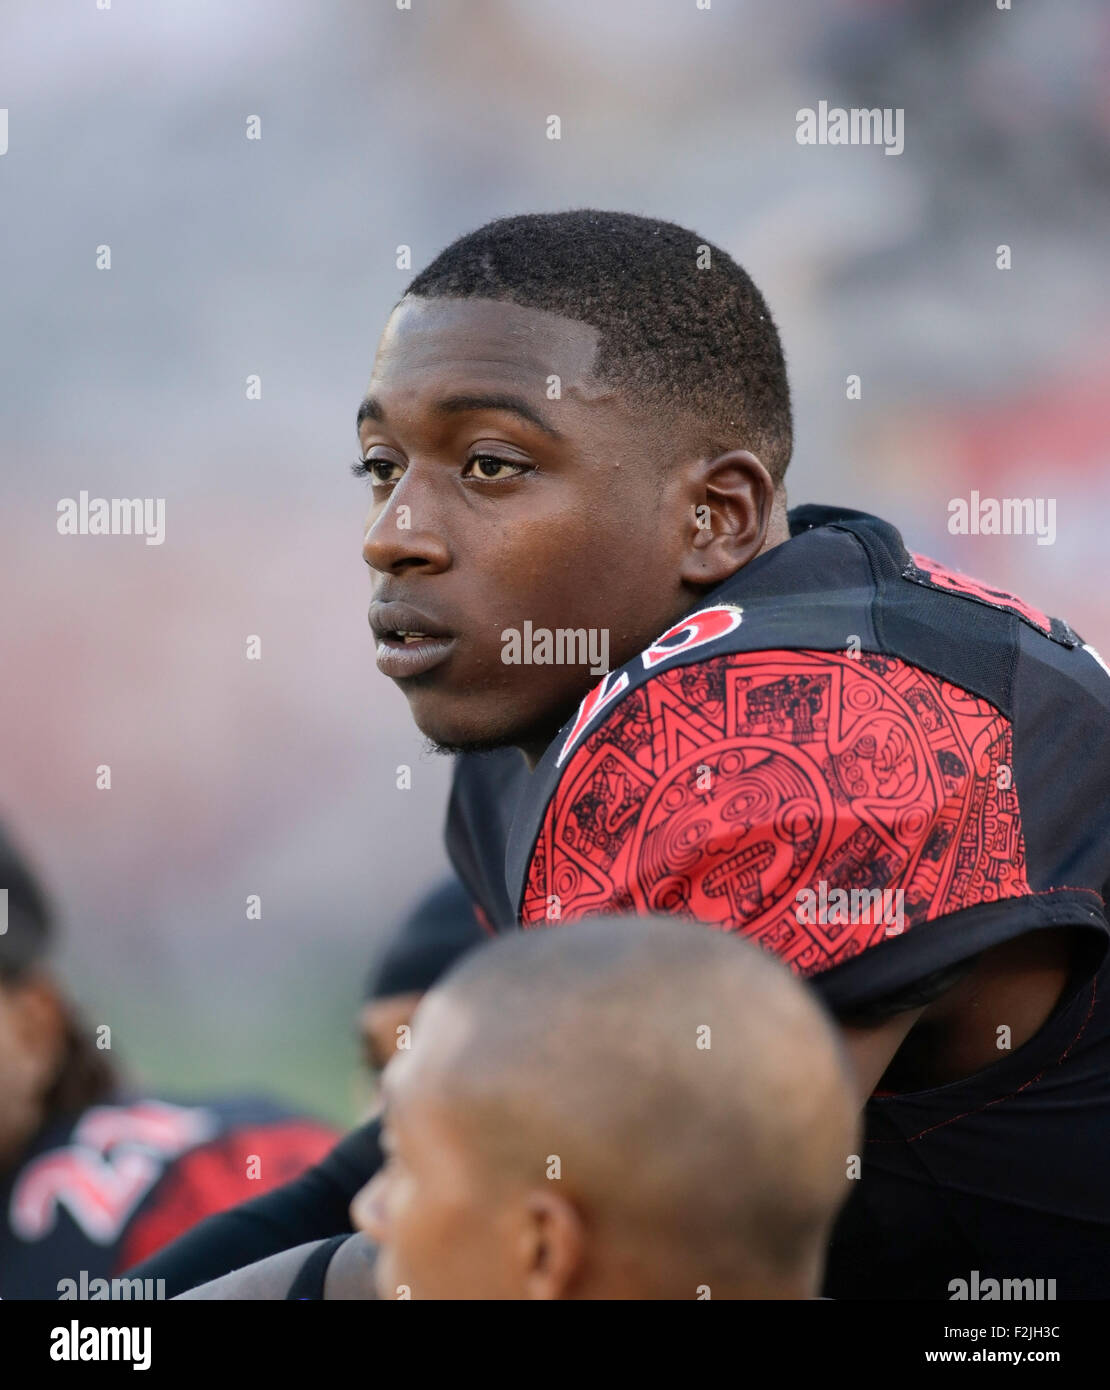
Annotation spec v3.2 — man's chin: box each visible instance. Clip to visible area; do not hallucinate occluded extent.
[421,735,515,757]
[406,688,571,761]
[409,703,516,757]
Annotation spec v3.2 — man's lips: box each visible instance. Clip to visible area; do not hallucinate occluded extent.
[369,600,457,679]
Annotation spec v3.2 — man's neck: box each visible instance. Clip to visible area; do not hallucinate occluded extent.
[516,489,793,771]
[760,485,791,556]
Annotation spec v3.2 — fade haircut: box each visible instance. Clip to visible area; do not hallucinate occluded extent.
[424,915,857,1293]
[404,210,794,483]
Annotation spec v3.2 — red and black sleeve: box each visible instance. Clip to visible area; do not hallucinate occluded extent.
[516,646,1108,1016]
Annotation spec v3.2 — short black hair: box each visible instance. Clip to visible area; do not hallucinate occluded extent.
[427,915,857,1291]
[404,210,794,483]
[0,818,53,981]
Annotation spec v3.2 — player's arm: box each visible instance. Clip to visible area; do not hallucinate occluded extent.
[176,1234,378,1301]
[837,1006,927,1103]
[175,1241,325,1299]
[834,926,1083,1100]
[523,645,1106,1108]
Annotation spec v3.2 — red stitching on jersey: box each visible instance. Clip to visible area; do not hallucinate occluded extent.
[867,974,1099,1144]
[1015,885,1103,901]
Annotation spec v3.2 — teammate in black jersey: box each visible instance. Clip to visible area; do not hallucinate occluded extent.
[132,210,1110,1298]
[0,821,338,1299]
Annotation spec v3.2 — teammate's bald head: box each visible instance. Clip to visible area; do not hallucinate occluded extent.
[360,916,859,1299]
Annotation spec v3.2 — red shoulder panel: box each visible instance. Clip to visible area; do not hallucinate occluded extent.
[521,650,1031,976]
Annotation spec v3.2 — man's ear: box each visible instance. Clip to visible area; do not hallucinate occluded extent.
[518,1189,586,1300]
[678,450,778,589]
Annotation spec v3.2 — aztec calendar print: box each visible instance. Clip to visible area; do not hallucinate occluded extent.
[521,650,1032,975]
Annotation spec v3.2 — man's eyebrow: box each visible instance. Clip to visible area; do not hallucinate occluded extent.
[355,392,563,441]
[356,395,384,429]
[435,392,563,440]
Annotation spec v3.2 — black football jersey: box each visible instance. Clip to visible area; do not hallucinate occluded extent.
[446,503,1110,1298]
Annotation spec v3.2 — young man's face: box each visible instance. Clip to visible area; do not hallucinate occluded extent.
[351,995,525,1300]
[358,992,423,1077]
[0,976,62,1170]
[358,296,700,758]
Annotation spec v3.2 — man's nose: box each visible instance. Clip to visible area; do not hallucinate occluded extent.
[362,485,450,576]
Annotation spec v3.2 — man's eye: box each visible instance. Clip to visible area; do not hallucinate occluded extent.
[463,455,528,481]
[352,457,404,485]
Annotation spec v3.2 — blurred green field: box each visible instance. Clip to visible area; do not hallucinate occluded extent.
[62,941,375,1131]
